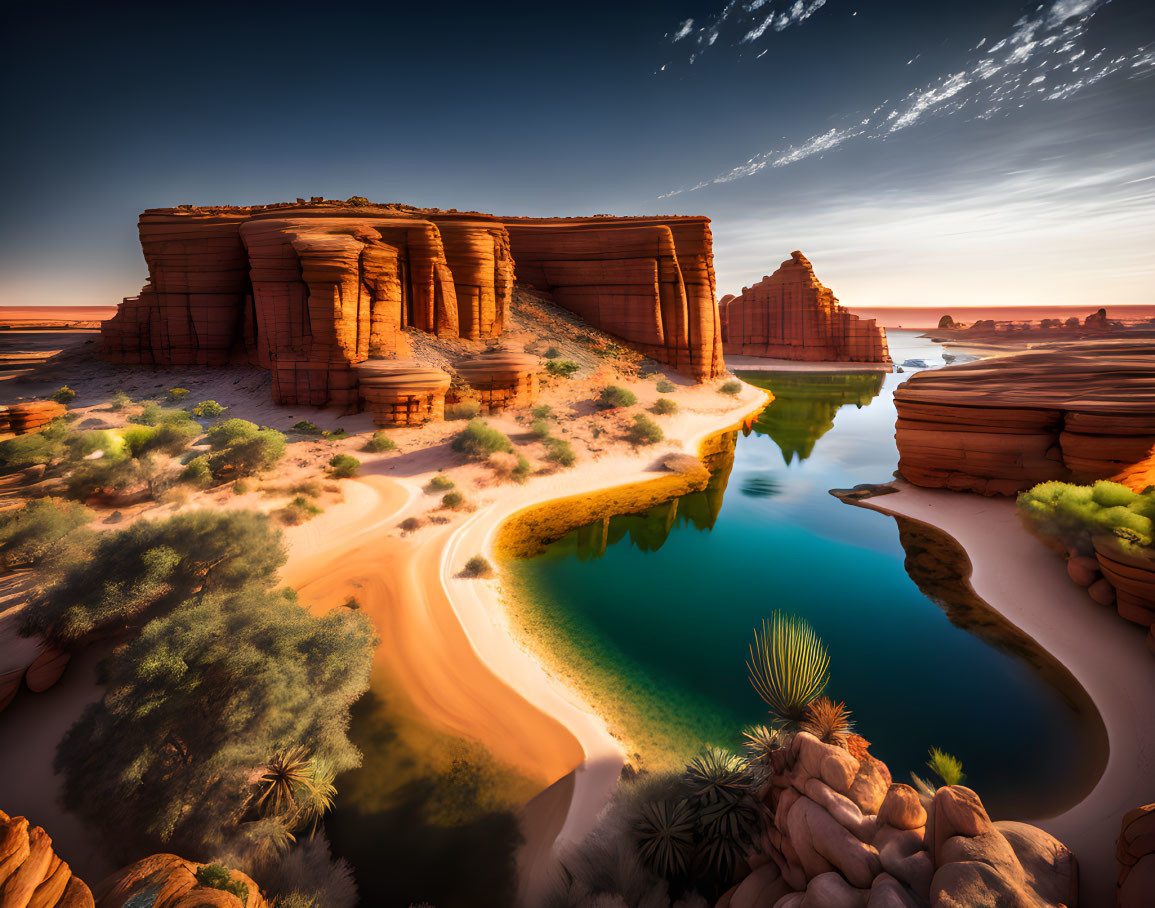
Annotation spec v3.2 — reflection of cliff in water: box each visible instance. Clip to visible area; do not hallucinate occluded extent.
[739,371,885,464]
[566,430,738,561]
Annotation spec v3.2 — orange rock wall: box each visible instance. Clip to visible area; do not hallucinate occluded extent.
[720,251,890,364]
[505,217,724,381]
[0,810,94,907]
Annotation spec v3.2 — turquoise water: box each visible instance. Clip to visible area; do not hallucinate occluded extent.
[511,335,1105,818]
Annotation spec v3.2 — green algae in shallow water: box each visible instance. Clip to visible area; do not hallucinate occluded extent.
[502,368,1106,818]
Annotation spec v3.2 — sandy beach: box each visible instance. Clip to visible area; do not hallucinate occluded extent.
[850,481,1155,904]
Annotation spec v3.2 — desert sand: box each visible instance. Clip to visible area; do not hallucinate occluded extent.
[850,481,1155,904]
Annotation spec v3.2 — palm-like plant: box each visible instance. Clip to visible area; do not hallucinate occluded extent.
[800,697,854,747]
[252,746,335,836]
[747,612,829,728]
[685,747,761,882]
[632,798,696,879]
[740,724,784,783]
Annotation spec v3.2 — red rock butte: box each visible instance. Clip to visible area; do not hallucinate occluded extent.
[99,202,725,407]
[894,344,1155,496]
[719,251,891,364]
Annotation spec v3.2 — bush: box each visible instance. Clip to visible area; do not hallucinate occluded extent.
[426,474,455,493]
[207,419,259,448]
[208,429,287,479]
[462,555,493,578]
[363,431,396,453]
[441,491,465,510]
[719,380,743,396]
[109,391,132,410]
[131,401,162,426]
[328,454,361,478]
[545,360,579,379]
[655,379,676,394]
[1018,480,1155,554]
[293,421,321,435]
[180,455,213,488]
[166,388,190,403]
[279,496,323,525]
[192,400,227,418]
[445,400,481,421]
[399,516,423,533]
[926,748,966,787]
[512,454,532,484]
[530,419,551,440]
[651,397,678,415]
[531,404,553,420]
[233,479,251,495]
[450,420,512,460]
[544,437,576,467]
[195,865,249,904]
[627,414,663,445]
[544,347,561,359]
[290,480,323,497]
[597,385,637,410]
[0,498,93,568]
[52,386,76,405]
[0,420,68,471]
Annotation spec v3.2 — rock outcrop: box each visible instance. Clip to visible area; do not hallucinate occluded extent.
[0,810,94,907]
[453,347,541,411]
[94,855,268,908]
[353,359,452,427]
[894,344,1155,496]
[1091,538,1155,653]
[719,252,890,364]
[505,216,725,381]
[7,402,67,435]
[722,732,1078,907]
[100,203,726,410]
[1118,804,1155,906]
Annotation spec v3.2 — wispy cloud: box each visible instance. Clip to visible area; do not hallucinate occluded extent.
[660,0,831,68]
[661,0,1155,195]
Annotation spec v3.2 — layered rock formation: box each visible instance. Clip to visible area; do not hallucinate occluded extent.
[94,855,268,908]
[505,216,724,381]
[7,402,67,435]
[0,810,94,907]
[353,359,452,427]
[1118,804,1155,906]
[1090,539,1155,654]
[722,732,1078,907]
[719,252,890,364]
[894,344,1155,496]
[453,347,540,411]
[100,203,726,410]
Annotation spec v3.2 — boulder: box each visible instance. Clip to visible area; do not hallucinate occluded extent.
[877,785,927,831]
[8,402,67,435]
[1118,803,1155,906]
[1067,556,1101,587]
[728,862,794,908]
[94,854,269,908]
[0,810,94,907]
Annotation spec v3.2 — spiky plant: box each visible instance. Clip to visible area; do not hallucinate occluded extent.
[685,747,761,882]
[685,747,752,807]
[926,748,966,787]
[252,746,335,835]
[632,798,696,879]
[800,697,854,747]
[747,612,829,728]
[740,724,784,783]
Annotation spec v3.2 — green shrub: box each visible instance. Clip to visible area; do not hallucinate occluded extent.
[627,413,663,445]
[651,397,678,415]
[462,555,493,578]
[165,388,190,403]
[426,474,455,493]
[52,386,76,405]
[926,748,966,787]
[290,480,323,498]
[544,437,576,467]
[180,455,213,488]
[0,420,69,471]
[279,496,323,525]
[531,404,554,420]
[450,420,512,460]
[1018,480,1155,554]
[597,385,637,410]
[328,454,360,478]
[321,428,347,440]
[131,402,162,426]
[655,379,676,394]
[207,429,286,479]
[109,391,132,410]
[399,516,423,533]
[233,479,251,495]
[512,454,532,484]
[441,491,465,510]
[195,865,249,904]
[207,419,259,448]
[192,400,227,418]
[544,347,561,359]
[445,400,482,421]
[719,380,742,396]
[363,431,396,453]
[0,498,93,567]
[545,360,579,378]
[292,420,321,435]
[119,425,158,457]
[530,419,551,440]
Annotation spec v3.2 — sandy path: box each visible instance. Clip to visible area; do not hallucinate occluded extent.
[852,482,1155,905]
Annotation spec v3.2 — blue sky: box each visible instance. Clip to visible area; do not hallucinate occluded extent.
[1,0,1152,310]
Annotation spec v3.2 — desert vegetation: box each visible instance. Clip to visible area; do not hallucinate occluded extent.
[1018,479,1154,554]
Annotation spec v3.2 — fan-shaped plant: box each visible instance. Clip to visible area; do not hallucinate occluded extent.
[252,746,336,837]
[747,612,829,728]
[740,724,784,782]
[684,747,761,882]
[685,747,751,807]
[800,697,854,747]
[926,747,966,787]
[632,798,696,879]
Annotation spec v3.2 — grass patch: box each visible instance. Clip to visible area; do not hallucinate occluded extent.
[596,385,637,410]
[651,397,678,415]
[426,474,456,493]
[628,414,663,445]
[445,400,482,421]
[545,360,579,379]
[718,380,742,397]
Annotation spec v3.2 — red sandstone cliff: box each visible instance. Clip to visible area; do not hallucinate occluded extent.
[719,251,890,364]
[99,203,725,406]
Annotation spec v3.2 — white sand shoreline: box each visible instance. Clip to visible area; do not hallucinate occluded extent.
[848,481,1155,905]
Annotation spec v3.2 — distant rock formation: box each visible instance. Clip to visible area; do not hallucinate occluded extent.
[94,855,268,908]
[722,732,1078,907]
[353,359,452,427]
[99,202,725,410]
[894,344,1155,496]
[0,809,94,907]
[719,252,890,364]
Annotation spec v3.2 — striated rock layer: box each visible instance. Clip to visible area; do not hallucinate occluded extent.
[894,344,1155,496]
[453,347,540,412]
[719,252,890,364]
[0,809,95,907]
[94,854,268,908]
[353,359,451,427]
[100,203,725,408]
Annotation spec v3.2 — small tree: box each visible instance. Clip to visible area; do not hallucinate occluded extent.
[0,498,93,568]
[192,400,227,418]
[328,454,361,478]
[597,386,637,410]
[627,414,663,445]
